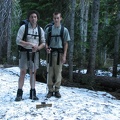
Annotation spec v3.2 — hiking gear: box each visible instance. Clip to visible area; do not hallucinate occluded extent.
[46,25,64,66]
[45,23,64,66]
[47,25,64,51]
[46,91,53,98]
[19,19,41,46]
[18,20,41,67]
[49,48,63,66]
[18,20,28,51]
[18,23,41,51]
[15,89,23,101]
[20,19,29,26]
[35,75,53,109]
[30,52,39,101]
[30,89,39,100]
[44,21,64,46]
[55,91,61,98]
[44,21,54,30]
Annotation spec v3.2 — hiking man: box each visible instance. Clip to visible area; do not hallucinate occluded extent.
[45,12,70,98]
[15,10,45,101]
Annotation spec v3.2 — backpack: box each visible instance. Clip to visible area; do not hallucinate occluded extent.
[18,19,41,66]
[45,22,64,53]
[18,19,41,51]
[45,22,65,66]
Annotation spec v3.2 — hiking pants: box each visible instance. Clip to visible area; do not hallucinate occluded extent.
[47,53,62,92]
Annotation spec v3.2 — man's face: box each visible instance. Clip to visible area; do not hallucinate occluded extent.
[53,14,62,25]
[29,13,38,24]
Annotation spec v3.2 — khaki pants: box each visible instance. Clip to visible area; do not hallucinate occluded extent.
[47,53,62,92]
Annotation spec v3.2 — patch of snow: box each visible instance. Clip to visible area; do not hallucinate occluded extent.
[0,67,120,120]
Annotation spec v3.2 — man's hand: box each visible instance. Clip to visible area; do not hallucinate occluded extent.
[61,55,66,64]
[32,44,38,52]
[46,47,51,54]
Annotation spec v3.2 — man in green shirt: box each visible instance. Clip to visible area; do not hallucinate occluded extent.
[45,12,70,98]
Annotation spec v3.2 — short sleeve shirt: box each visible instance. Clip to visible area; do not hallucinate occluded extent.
[16,23,45,49]
[45,25,70,48]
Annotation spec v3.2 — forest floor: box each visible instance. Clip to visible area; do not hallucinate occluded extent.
[61,78,120,100]
[36,68,120,100]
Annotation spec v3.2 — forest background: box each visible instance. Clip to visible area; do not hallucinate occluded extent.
[0,0,120,89]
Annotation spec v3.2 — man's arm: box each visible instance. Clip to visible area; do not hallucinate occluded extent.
[62,41,68,63]
[37,43,45,50]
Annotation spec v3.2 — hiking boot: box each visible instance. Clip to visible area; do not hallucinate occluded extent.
[46,91,53,98]
[55,91,61,98]
[30,89,39,100]
[15,89,23,101]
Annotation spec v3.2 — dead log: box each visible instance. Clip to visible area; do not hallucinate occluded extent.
[94,76,120,90]
[37,68,120,92]
[72,73,120,91]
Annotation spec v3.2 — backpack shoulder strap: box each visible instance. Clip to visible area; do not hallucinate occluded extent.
[18,24,28,52]
[37,26,41,67]
[47,25,64,48]
[22,23,28,41]
[60,25,64,49]
[38,26,41,45]
[47,26,52,46]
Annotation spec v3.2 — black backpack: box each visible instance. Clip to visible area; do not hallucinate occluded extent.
[18,19,41,51]
[45,22,65,66]
[18,20,41,66]
[45,22,64,52]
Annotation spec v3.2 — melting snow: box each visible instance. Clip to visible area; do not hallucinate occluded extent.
[0,67,120,120]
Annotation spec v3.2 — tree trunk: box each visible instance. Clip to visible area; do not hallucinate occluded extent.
[0,0,21,64]
[0,0,12,63]
[0,0,5,62]
[79,0,89,67]
[68,0,76,82]
[112,8,120,77]
[87,0,100,75]
[7,0,12,64]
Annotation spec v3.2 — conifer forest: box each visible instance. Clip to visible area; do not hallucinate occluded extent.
[0,0,120,85]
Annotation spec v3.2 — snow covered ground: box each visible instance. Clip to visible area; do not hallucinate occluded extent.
[0,67,120,120]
